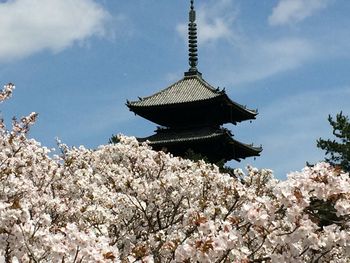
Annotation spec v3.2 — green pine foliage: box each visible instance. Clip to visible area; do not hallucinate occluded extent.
[109,135,120,144]
[317,112,350,172]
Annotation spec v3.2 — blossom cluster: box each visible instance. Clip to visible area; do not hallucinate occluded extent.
[1,85,350,262]
[0,83,15,103]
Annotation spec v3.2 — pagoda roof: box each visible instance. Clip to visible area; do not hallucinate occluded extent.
[127,74,257,116]
[141,126,225,143]
[128,74,220,106]
[138,127,262,162]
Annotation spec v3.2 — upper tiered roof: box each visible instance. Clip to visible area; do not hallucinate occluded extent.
[127,74,257,127]
[127,75,220,107]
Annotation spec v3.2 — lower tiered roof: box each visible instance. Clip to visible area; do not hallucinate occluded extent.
[138,127,262,162]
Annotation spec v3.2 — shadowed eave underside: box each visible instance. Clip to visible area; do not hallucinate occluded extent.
[126,75,258,126]
[138,127,262,162]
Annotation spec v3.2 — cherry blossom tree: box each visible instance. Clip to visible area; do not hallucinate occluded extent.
[1,84,350,262]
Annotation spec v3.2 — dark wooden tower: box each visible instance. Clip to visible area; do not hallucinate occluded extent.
[126,0,262,163]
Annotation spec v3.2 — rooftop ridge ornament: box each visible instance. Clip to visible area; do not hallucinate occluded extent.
[185,0,201,76]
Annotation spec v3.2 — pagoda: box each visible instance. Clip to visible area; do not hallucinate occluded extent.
[126,0,262,163]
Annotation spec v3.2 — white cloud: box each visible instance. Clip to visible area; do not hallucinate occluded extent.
[242,38,314,81]
[0,0,110,61]
[269,0,330,26]
[176,0,237,44]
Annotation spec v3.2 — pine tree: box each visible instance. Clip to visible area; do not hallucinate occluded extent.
[317,112,350,172]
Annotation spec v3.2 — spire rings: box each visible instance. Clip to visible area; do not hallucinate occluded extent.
[188,0,198,72]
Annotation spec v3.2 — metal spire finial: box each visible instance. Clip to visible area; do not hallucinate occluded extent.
[185,0,200,76]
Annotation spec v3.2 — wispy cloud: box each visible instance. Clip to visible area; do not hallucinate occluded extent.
[217,30,350,87]
[176,0,238,44]
[212,37,316,86]
[0,0,110,61]
[269,0,331,26]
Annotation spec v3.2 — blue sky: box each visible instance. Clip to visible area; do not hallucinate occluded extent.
[1,0,349,178]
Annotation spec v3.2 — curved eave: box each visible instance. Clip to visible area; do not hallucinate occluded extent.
[138,128,262,162]
[127,93,257,118]
[228,137,262,161]
[224,94,258,117]
[126,74,258,126]
[127,94,257,127]
[127,93,257,116]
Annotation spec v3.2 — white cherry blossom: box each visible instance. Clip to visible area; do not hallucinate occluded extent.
[1,85,350,262]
